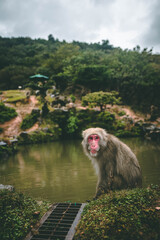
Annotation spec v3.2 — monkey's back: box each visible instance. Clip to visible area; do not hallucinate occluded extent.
[109,135,142,189]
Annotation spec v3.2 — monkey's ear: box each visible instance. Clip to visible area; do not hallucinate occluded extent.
[100,128,108,137]
[82,130,86,138]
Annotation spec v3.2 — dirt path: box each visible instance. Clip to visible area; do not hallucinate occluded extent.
[0,96,39,138]
[121,106,145,121]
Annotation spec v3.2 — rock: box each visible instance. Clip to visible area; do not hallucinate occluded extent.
[0,184,14,191]
[142,123,160,140]
[66,103,76,109]
[42,127,49,133]
[9,139,18,145]
[142,123,156,132]
[0,141,7,146]
[135,121,143,127]
[122,116,135,124]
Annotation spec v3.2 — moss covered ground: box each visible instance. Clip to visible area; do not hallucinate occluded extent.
[75,185,160,240]
[0,190,51,240]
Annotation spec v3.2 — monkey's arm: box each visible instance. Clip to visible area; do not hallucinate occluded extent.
[95,161,114,198]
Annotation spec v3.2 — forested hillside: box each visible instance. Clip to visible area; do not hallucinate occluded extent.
[0,35,160,112]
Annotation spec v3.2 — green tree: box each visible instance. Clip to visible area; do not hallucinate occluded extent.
[58,50,110,91]
[44,43,80,75]
[82,91,121,111]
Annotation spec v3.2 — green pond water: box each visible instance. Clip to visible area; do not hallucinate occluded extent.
[0,138,160,203]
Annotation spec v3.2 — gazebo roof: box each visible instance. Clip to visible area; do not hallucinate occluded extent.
[30,74,49,79]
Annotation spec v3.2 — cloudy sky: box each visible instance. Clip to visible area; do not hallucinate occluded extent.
[0,0,160,53]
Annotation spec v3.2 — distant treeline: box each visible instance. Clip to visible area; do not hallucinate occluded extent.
[0,35,160,112]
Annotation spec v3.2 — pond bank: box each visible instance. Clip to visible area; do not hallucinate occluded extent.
[0,185,160,240]
[0,104,160,159]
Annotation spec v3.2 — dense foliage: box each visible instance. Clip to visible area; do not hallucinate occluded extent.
[0,102,17,123]
[0,190,50,240]
[0,36,160,112]
[48,108,142,139]
[75,185,160,240]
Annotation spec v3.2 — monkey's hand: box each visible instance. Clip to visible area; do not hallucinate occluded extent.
[95,185,109,199]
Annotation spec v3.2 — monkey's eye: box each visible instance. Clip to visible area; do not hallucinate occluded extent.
[95,136,99,140]
[88,136,93,141]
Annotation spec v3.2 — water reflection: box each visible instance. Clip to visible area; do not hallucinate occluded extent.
[0,138,160,202]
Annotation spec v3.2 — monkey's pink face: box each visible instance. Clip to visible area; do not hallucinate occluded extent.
[88,134,100,156]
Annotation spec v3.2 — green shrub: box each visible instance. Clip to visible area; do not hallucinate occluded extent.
[67,115,79,134]
[29,130,56,143]
[20,114,36,130]
[70,94,76,103]
[48,110,69,136]
[115,125,143,138]
[0,190,50,240]
[18,128,61,144]
[114,120,126,130]
[118,110,126,116]
[21,110,40,130]
[75,185,160,240]
[0,102,17,124]
[97,111,115,127]
[76,110,116,132]
[115,130,136,137]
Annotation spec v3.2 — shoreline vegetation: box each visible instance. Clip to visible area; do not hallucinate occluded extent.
[0,91,160,158]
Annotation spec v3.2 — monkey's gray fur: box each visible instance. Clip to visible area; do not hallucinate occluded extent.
[82,127,142,198]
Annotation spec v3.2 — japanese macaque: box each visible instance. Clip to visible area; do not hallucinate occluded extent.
[82,128,142,198]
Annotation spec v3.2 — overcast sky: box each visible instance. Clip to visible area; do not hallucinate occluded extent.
[0,0,160,53]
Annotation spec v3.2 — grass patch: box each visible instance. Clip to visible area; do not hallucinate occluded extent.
[4,90,27,103]
[0,190,51,240]
[75,185,160,240]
